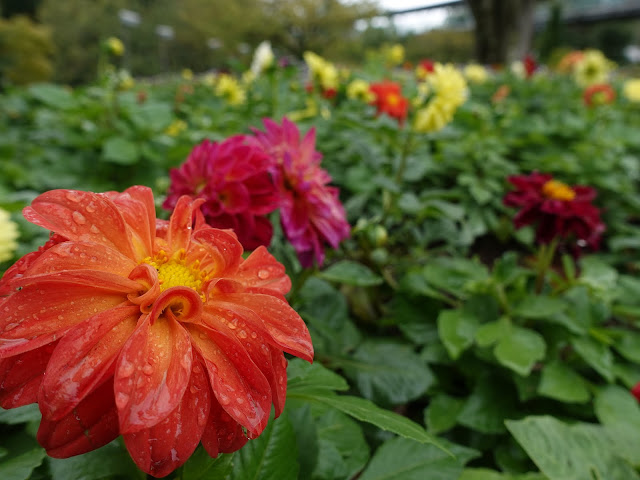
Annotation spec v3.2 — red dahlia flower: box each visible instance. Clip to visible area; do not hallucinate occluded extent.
[249,118,350,267]
[164,136,281,250]
[583,83,616,107]
[632,382,640,403]
[503,172,605,250]
[369,81,409,125]
[0,186,313,477]
[524,54,537,78]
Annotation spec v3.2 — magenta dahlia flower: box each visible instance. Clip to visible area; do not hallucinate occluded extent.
[163,136,280,250]
[503,172,605,250]
[249,118,350,267]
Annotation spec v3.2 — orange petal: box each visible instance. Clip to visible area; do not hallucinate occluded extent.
[0,282,128,357]
[9,270,141,292]
[166,196,204,253]
[0,341,58,408]
[235,246,292,295]
[23,241,136,278]
[123,356,210,477]
[189,228,243,278]
[114,314,192,434]
[23,190,136,259]
[207,293,314,362]
[188,324,271,437]
[201,397,248,457]
[39,305,139,421]
[37,378,119,458]
[109,186,156,260]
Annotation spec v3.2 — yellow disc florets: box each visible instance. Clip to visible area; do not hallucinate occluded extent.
[143,249,209,296]
[542,180,576,201]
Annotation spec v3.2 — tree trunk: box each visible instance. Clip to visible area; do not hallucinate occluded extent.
[466,0,536,64]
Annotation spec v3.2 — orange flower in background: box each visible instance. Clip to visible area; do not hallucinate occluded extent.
[492,84,511,104]
[0,187,313,477]
[416,59,435,80]
[583,83,616,107]
[557,50,585,73]
[369,81,409,125]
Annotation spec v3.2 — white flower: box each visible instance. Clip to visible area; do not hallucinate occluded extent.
[251,41,275,76]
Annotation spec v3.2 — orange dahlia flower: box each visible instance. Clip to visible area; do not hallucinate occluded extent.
[369,81,409,125]
[583,83,616,107]
[0,186,313,477]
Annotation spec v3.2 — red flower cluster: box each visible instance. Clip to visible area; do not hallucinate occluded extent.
[369,81,409,125]
[165,118,350,267]
[583,83,616,107]
[0,187,313,477]
[524,54,537,78]
[416,59,435,80]
[503,172,605,250]
[163,136,280,250]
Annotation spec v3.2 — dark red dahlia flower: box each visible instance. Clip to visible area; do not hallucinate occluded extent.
[524,54,537,78]
[369,81,409,125]
[163,136,281,250]
[583,83,616,107]
[0,187,313,477]
[249,118,350,267]
[503,172,605,250]
[632,382,640,403]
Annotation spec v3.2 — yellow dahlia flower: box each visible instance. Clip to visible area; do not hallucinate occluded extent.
[215,74,246,105]
[413,63,467,133]
[304,51,339,92]
[346,79,375,102]
[623,79,640,102]
[0,208,18,262]
[386,44,405,66]
[105,37,124,56]
[464,64,489,84]
[574,50,613,87]
[181,68,194,81]
[164,119,187,137]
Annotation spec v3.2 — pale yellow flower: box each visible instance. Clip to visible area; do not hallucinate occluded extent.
[106,37,124,56]
[386,44,405,66]
[288,98,319,122]
[202,73,216,87]
[464,64,489,84]
[304,51,339,91]
[574,50,613,87]
[117,70,135,90]
[215,74,246,105]
[0,208,19,262]
[250,41,274,76]
[346,79,375,102]
[623,79,640,102]
[164,119,187,137]
[413,63,467,133]
[181,68,194,81]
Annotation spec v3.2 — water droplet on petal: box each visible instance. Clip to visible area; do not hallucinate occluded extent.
[237,330,247,339]
[237,397,245,404]
[86,204,96,213]
[250,331,257,339]
[90,225,100,234]
[115,391,130,408]
[120,362,135,378]
[72,211,86,225]
[218,394,231,405]
[197,413,207,426]
[5,322,19,331]
[142,364,154,376]
[257,269,270,279]
[65,192,80,202]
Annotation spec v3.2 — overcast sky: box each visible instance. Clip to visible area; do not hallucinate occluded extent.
[373,0,450,32]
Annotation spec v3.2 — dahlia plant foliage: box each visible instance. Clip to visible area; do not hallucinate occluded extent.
[3,43,640,480]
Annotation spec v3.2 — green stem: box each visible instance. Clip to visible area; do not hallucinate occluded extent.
[535,237,559,294]
[394,128,416,185]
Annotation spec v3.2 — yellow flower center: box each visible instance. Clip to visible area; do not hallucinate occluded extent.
[542,180,575,201]
[143,250,209,295]
[387,93,400,107]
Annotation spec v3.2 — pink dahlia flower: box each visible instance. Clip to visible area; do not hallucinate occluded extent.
[163,136,280,250]
[249,118,350,267]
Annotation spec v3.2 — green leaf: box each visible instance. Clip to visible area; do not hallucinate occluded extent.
[49,441,143,480]
[425,394,465,435]
[0,405,41,425]
[102,137,139,165]
[614,331,640,364]
[287,405,319,480]
[0,449,46,480]
[475,318,508,348]
[339,341,434,406]
[459,469,546,480]
[358,438,475,480]
[297,277,348,330]
[571,336,614,381]
[231,413,299,480]
[458,376,519,434]
[506,416,640,480]
[437,309,479,360]
[28,83,76,110]
[312,408,369,480]
[594,385,640,466]
[287,358,349,395]
[494,327,546,377]
[537,361,590,403]
[422,257,489,297]
[512,295,565,319]
[319,260,383,287]
[182,448,234,480]
[127,102,173,132]
[288,390,445,450]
